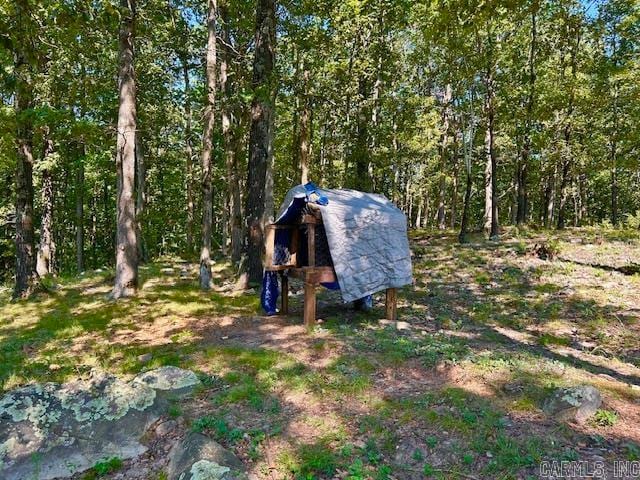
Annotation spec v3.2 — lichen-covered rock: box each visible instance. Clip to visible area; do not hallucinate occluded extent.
[134,366,200,392]
[543,385,602,423]
[0,367,200,479]
[168,432,246,480]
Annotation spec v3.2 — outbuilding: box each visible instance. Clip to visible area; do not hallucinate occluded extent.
[262,183,413,326]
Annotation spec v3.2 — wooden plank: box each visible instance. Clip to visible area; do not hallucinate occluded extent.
[386,288,397,321]
[301,214,319,225]
[288,266,336,284]
[304,282,316,327]
[264,225,275,268]
[281,273,289,315]
[264,265,291,272]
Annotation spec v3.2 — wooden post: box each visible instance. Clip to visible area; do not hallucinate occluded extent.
[385,288,397,321]
[304,282,316,327]
[307,222,315,267]
[281,273,289,315]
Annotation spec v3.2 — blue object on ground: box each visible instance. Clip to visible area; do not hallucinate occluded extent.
[261,271,279,315]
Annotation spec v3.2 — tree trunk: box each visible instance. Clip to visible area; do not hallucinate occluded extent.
[182,56,194,256]
[199,0,217,290]
[36,132,55,277]
[483,127,493,234]
[299,66,311,184]
[135,132,146,262]
[76,146,85,273]
[243,0,276,286]
[112,0,138,299]
[13,0,38,298]
[352,76,370,191]
[459,167,473,243]
[437,84,452,230]
[220,3,243,263]
[485,56,499,239]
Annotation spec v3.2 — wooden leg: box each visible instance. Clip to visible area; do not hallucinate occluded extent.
[281,274,289,315]
[303,282,316,327]
[385,288,397,321]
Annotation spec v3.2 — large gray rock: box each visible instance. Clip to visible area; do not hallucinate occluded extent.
[543,385,602,423]
[168,432,246,480]
[0,366,200,479]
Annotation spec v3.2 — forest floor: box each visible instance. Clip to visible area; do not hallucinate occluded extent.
[2,227,640,479]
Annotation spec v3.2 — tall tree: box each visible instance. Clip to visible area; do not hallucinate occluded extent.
[36,129,55,276]
[199,0,218,290]
[112,0,138,299]
[220,1,243,263]
[12,0,38,298]
[243,0,276,286]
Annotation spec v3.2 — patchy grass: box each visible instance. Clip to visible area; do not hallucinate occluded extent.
[2,228,640,479]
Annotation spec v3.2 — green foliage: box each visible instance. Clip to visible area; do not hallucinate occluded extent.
[591,409,618,427]
[191,415,244,444]
[82,457,123,479]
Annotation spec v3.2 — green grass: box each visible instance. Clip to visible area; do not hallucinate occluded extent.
[82,457,123,479]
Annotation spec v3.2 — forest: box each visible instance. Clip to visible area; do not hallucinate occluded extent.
[2,0,640,479]
[1,0,638,296]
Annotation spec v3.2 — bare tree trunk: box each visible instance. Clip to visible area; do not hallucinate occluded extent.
[485,55,499,239]
[76,146,85,272]
[242,0,276,286]
[437,84,452,230]
[182,56,194,256]
[299,66,311,184]
[13,0,38,298]
[610,82,619,226]
[112,0,138,299]
[352,76,370,191]
[199,0,217,290]
[36,132,55,277]
[220,3,243,263]
[135,132,146,262]
[483,127,492,234]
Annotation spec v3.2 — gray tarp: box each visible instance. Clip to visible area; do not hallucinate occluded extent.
[275,186,413,303]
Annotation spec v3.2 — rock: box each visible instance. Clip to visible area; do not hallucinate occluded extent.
[156,419,178,437]
[543,385,602,423]
[138,353,153,364]
[396,321,411,330]
[167,432,246,480]
[0,367,200,479]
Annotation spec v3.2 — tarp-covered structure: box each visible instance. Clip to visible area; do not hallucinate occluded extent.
[272,184,413,303]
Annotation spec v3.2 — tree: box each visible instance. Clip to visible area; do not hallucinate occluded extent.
[12,0,38,298]
[112,0,138,299]
[243,0,276,286]
[199,0,217,290]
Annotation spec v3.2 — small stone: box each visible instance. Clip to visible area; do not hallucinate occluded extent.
[49,363,62,371]
[543,385,602,424]
[396,321,411,330]
[138,353,153,364]
[486,452,493,458]
[167,432,245,480]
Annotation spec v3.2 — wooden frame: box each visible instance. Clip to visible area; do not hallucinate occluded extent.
[264,209,398,327]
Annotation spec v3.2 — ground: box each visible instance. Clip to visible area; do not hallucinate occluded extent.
[1,227,640,480]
